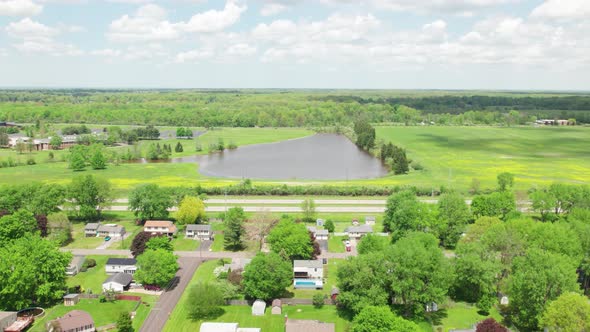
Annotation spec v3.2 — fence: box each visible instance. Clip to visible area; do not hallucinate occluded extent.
[116,295,141,302]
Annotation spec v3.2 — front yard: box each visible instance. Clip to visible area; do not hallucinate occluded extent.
[29,295,157,332]
[66,255,128,294]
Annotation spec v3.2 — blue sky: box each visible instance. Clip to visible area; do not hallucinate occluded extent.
[0,0,588,89]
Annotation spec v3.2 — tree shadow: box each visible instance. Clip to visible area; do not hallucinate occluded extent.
[425,308,448,326]
[189,307,226,321]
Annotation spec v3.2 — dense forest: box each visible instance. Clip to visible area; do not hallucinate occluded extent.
[1,89,589,126]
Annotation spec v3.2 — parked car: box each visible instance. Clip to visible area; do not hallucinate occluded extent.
[105,236,111,241]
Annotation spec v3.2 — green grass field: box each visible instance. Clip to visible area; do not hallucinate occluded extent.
[432,301,503,332]
[1,126,588,195]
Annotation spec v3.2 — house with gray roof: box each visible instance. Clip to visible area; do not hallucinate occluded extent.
[102,273,133,292]
[84,223,100,237]
[186,224,213,240]
[97,224,125,238]
[106,258,137,275]
[66,255,86,276]
[344,225,373,239]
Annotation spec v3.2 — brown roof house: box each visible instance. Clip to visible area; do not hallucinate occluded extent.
[46,310,95,332]
[144,220,177,237]
[285,319,335,332]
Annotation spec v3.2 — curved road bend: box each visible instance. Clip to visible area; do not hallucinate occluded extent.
[139,257,202,332]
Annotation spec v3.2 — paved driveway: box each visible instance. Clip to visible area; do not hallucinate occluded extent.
[139,257,203,332]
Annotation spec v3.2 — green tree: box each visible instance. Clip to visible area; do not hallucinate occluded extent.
[175,196,205,225]
[49,135,62,150]
[508,249,580,331]
[530,189,558,221]
[452,242,501,313]
[0,210,38,244]
[187,282,225,319]
[242,252,292,301]
[437,192,471,248]
[383,189,432,240]
[300,198,316,222]
[357,234,389,255]
[134,249,178,288]
[497,172,515,191]
[174,142,183,153]
[541,292,590,332]
[0,234,71,310]
[47,212,72,246]
[324,219,335,233]
[146,236,173,252]
[471,191,516,220]
[128,184,173,221]
[267,218,313,260]
[312,293,325,309]
[116,312,134,332]
[89,144,107,170]
[223,207,246,250]
[389,232,452,317]
[69,145,86,171]
[68,175,112,220]
[352,306,420,332]
[391,145,409,175]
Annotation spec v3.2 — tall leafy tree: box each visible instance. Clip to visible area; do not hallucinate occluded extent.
[128,184,173,221]
[496,172,514,191]
[508,249,580,331]
[389,232,452,317]
[437,192,471,248]
[300,198,316,222]
[0,234,71,310]
[49,135,62,150]
[541,292,590,332]
[242,252,292,301]
[383,189,433,239]
[68,175,112,220]
[267,218,313,260]
[68,145,86,171]
[357,234,389,255]
[175,196,205,225]
[352,306,420,332]
[0,210,38,244]
[471,191,516,220]
[223,207,246,250]
[146,236,173,252]
[89,144,107,170]
[134,249,178,288]
[116,312,134,332]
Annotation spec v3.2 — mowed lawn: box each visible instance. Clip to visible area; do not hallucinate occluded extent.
[29,295,157,332]
[371,126,590,192]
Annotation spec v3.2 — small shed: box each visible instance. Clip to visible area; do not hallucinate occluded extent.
[351,218,359,226]
[365,216,376,225]
[316,219,324,227]
[251,300,266,316]
[271,299,282,315]
[63,294,80,306]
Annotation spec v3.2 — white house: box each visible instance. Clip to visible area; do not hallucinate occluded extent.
[344,225,373,239]
[144,220,177,237]
[186,224,212,240]
[105,258,137,275]
[293,260,324,289]
[102,273,133,292]
[307,227,329,240]
[97,224,126,238]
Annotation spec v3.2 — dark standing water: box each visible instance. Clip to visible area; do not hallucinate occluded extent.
[171,134,389,180]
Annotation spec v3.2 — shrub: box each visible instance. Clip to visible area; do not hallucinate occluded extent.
[228,142,237,149]
[313,294,326,308]
[84,258,96,269]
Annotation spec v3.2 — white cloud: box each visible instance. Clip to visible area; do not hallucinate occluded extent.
[108,4,181,42]
[182,1,247,33]
[91,48,121,57]
[0,0,42,16]
[5,17,58,39]
[531,0,590,20]
[175,48,214,63]
[226,43,256,56]
[260,3,289,16]
[5,18,83,56]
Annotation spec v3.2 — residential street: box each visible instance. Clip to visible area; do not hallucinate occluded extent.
[139,257,203,332]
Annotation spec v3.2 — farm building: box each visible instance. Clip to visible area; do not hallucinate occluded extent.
[46,310,95,332]
[105,258,137,275]
[185,224,213,240]
[102,272,133,292]
[251,300,266,316]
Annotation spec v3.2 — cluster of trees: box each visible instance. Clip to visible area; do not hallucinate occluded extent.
[176,127,193,139]
[69,144,109,171]
[61,125,91,135]
[146,143,172,160]
[380,142,409,174]
[267,217,318,260]
[130,125,160,140]
[353,119,376,150]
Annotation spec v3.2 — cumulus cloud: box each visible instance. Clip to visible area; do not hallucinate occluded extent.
[260,3,289,16]
[5,18,83,56]
[108,4,181,42]
[175,48,215,63]
[531,0,590,20]
[181,1,247,33]
[0,0,42,16]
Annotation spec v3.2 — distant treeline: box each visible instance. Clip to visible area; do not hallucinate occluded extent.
[1,90,590,126]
